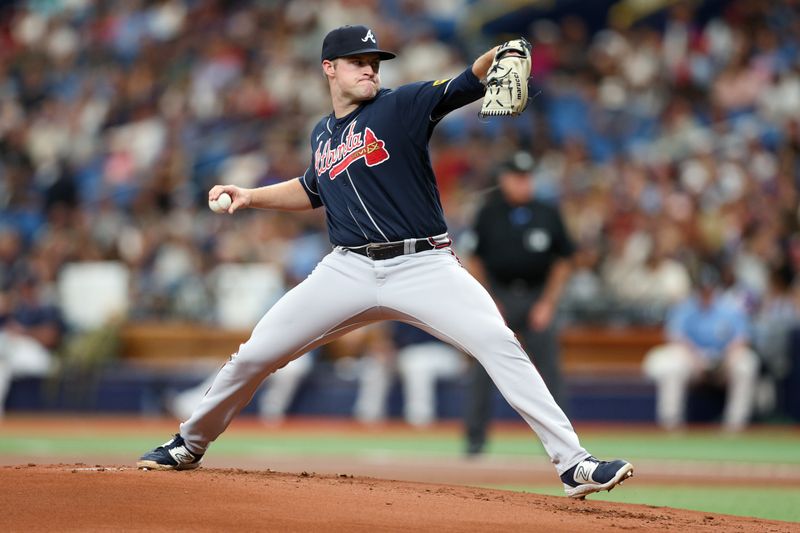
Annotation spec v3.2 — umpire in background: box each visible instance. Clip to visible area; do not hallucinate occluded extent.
[463,151,575,455]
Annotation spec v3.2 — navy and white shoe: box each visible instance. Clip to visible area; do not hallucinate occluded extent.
[137,434,203,471]
[560,456,633,499]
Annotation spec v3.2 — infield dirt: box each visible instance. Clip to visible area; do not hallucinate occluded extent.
[2,464,797,532]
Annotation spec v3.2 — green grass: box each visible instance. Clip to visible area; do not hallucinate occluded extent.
[0,433,471,457]
[0,426,800,464]
[1,427,798,463]
[486,431,800,464]
[490,484,800,523]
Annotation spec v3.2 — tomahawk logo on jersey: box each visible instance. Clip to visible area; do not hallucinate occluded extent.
[314,122,390,180]
[300,66,486,247]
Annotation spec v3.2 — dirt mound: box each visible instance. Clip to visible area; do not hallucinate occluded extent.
[2,464,795,532]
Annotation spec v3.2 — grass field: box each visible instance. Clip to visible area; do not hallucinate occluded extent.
[497,484,800,523]
[1,417,798,523]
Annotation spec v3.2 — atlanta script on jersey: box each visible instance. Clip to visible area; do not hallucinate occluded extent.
[299,67,485,246]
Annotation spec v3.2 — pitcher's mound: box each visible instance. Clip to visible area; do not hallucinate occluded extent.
[2,464,793,532]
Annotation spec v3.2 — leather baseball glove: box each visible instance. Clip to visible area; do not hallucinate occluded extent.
[479,38,532,118]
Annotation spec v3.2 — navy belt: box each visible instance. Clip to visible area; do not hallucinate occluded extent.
[344,236,451,260]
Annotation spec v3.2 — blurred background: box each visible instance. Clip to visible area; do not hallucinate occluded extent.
[1,0,799,429]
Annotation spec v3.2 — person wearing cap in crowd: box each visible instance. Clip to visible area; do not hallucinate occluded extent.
[642,262,760,431]
[462,151,575,455]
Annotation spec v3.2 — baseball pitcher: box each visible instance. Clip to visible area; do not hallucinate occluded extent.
[138,25,633,499]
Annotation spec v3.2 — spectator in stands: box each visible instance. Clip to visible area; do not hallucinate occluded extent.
[732,222,783,308]
[751,263,800,417]
[599,228,642,315]
[559,239,609,324]
[0,275,64,417]
[0,228,26,290]
[462,152,574,454]
[643,263,759,431]
[609,227,692,324]
[353,322,467,427]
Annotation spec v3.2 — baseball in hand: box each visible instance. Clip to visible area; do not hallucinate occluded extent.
[209,192,232,214]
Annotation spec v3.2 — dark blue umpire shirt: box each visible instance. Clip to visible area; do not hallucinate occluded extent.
[299,67,485,246]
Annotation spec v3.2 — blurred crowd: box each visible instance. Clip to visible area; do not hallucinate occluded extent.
[1,0,800,371]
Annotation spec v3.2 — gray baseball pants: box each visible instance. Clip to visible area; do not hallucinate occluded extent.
[180,247,589,473]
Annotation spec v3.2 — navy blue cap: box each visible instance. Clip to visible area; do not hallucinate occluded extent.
[321,25,396,62]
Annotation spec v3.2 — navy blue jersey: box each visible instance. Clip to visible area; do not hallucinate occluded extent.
[298,67,485,246]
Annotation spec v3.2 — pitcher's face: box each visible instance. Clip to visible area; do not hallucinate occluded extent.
[324,53,381,102]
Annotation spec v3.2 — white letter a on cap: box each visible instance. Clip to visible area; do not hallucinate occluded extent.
[362,29,376,43]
